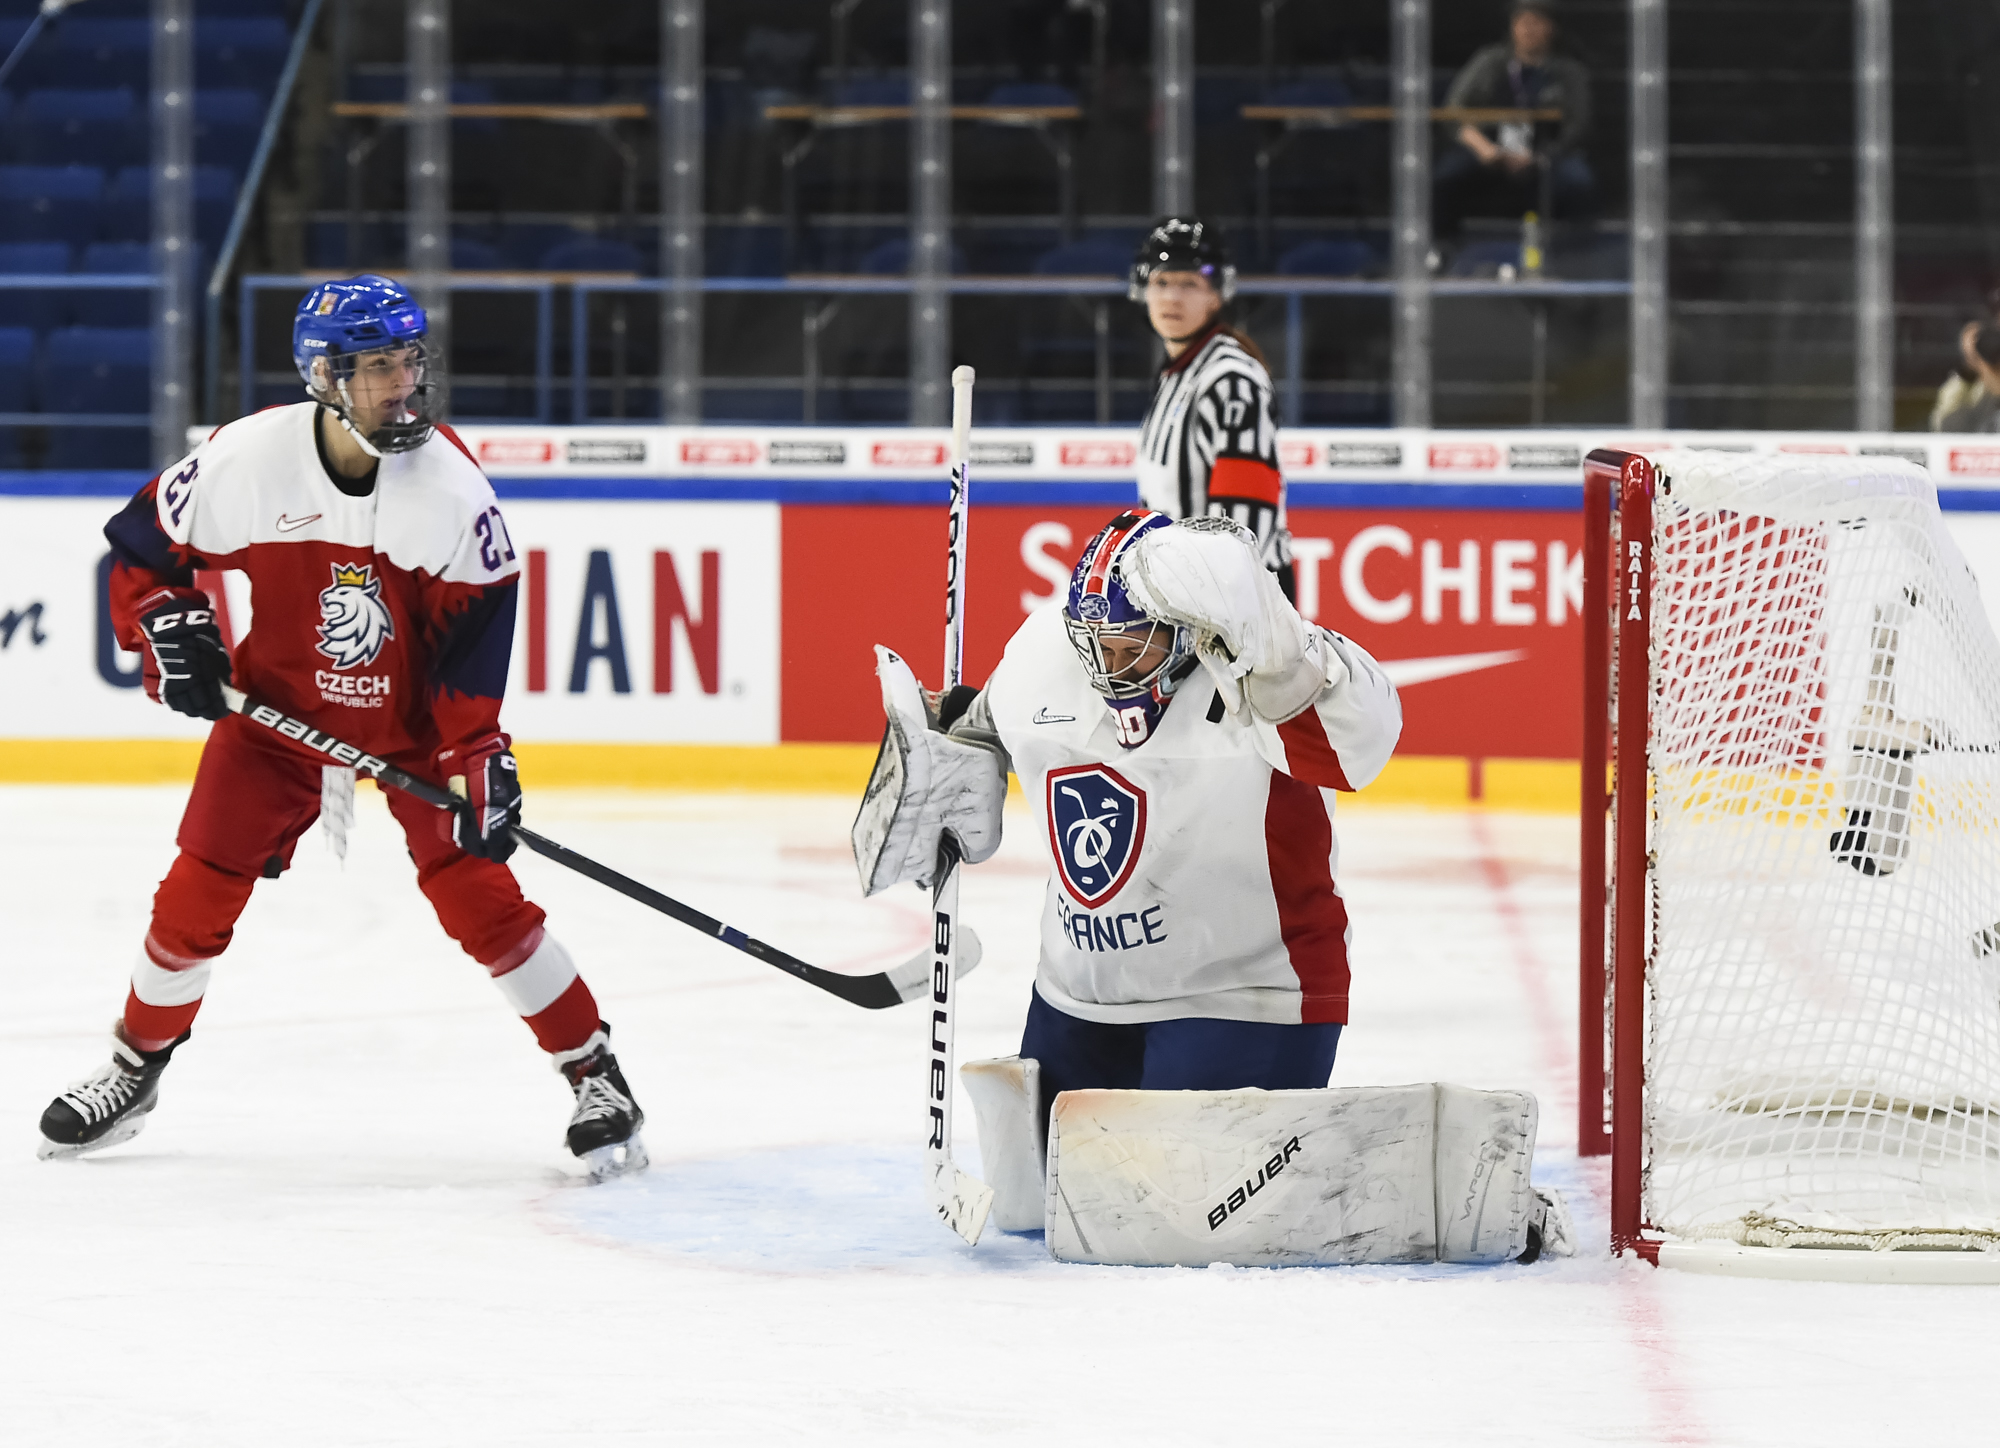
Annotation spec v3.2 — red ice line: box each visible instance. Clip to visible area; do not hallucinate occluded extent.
[1469,815,1711,1447]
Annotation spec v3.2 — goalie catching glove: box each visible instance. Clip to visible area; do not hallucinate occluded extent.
[1121,517,1341,723]
[138,592,233,721]
[852,645,1007,895]
[439,734,522,863]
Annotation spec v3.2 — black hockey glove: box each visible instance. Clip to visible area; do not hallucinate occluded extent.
[440,735,522,863]
[138,595,233,721]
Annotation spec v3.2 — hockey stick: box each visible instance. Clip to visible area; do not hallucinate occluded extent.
[216,685,975,1010]
[926,366,996,1245]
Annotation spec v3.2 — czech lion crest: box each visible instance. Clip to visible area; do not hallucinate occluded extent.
[315,561,395,669]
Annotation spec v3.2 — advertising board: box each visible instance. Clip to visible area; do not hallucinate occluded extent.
[10,427,2000,799]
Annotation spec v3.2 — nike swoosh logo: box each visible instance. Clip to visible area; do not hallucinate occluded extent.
[1033,707,1077,724]
[1378,650,1530,688]
[275,513,323,533]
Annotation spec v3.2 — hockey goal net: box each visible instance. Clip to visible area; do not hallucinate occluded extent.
[1581,448,2000,1267]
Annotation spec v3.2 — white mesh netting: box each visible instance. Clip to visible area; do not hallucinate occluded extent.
[1638,450,2000,1248]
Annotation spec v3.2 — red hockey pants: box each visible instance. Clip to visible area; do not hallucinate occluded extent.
[124,715,599,1054]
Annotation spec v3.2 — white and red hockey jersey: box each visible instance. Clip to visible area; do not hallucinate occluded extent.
[104,402,520,765]
[965,604,1401,1026]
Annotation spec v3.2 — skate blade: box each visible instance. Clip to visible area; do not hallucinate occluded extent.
[37,1113,148,1161]
[582,1134,650,1183]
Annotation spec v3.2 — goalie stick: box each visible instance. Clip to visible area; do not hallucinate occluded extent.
[926,366,997,1245]
[217,685,975,1010]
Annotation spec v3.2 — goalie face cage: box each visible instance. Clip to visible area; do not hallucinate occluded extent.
[1580,448,2000,1270]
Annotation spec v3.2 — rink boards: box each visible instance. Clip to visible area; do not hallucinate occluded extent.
[7,425,2000,802]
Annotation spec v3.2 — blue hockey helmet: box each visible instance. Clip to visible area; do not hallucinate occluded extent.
[1064,510,1196,733]
[292,274,438,454]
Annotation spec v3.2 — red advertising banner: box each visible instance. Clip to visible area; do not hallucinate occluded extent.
[780,504,1583,758]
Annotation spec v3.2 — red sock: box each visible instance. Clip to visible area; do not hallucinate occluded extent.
[525,977,601,1054]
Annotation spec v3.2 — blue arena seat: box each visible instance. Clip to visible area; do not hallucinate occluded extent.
[0,324,32,408]
[45,19,152,91]
[1276,238,1381,277]
[47,427,150,469]
[13,88,143,168]
[103,165,236,248]
[0,166,106,247]
[195,18,289,93]
[0,324,31,465]
[74,241,149,327]
[1030,238,1130,277]
[0,242,70,331]
[451,237,508,271]
[40,326,152,467]
[195,89,265,177]
[538,237,644,274]
[40,318,155,468]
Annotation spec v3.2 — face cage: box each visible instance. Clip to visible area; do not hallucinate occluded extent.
[1063,614,1191,700]
[307,340,439,455]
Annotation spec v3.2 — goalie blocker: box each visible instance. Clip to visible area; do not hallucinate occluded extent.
[963,1057,1574,1266]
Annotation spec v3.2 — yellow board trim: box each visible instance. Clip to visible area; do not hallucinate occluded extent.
[0,739,1581,810]
[0,738,209,784]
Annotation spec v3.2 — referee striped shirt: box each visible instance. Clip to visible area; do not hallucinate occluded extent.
[1135,325,1292,578]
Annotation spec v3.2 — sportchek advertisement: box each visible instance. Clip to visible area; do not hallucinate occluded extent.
[7,427,2000,761]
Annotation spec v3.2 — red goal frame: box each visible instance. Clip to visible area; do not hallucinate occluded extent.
[1578,448,1658,1262]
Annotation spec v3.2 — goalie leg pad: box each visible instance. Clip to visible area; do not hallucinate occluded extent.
[959,1055,1044,1232]
[1045,1085,1441,1267]
[851,646,1007,896]
[1044,1083,1549,1267]
[1433,1083,1539,1264]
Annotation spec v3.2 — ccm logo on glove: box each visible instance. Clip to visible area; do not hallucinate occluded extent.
[138,596,234,722]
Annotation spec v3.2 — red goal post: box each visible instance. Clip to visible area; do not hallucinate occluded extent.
[1578,449,1651,1257]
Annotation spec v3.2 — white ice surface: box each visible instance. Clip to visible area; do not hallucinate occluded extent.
[0,785,1991,1445]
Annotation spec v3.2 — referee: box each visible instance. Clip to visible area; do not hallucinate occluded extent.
[1129,217,1295,598]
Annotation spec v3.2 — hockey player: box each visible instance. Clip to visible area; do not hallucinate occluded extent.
[1131,217,1296,597]
[36,275,647,1178]
[857,509,1401,1123]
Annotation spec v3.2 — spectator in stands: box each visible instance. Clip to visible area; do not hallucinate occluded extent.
[1933,299,2000,432]
[1432,1,1594,258]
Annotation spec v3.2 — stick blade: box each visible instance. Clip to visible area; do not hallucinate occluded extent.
[929,1162,995,1245]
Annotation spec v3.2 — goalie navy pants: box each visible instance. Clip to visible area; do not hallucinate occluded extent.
[1020,987,1342,1126]
[122,714,599,1056]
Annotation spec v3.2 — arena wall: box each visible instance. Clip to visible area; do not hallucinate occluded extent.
[7,427,2000,808]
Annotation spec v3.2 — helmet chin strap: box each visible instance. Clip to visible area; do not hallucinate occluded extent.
[333,377,385,459]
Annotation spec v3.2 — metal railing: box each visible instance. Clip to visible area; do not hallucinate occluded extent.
[232,271,1629,428]
[238,273,555,421]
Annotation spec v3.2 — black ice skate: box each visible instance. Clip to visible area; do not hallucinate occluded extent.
[554,1023,648,1182]
[38,1027,188,1160]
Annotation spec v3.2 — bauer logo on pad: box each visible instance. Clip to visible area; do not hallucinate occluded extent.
[1047,764,1146,907]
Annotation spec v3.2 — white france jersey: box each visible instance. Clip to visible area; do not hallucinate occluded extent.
[980,604,1401,1026]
